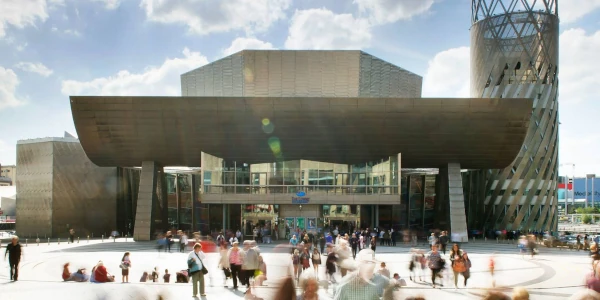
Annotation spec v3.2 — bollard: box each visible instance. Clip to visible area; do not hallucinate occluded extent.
[78,237,80,243]
[102,235,104,242]
[496,237,499,243]
[125,234,127,242]
[58,238,60,245]
[36,238,40,246]
[48,238,50,245]
[87,235,90,243]
[25,239,28,247]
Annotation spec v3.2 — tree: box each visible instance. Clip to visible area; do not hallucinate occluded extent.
[583,214,592,224]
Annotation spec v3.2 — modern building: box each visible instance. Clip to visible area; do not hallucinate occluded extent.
[0,164,14,186]
[66,50,533,241]
[466,0,559,231]
[15,136,118,238]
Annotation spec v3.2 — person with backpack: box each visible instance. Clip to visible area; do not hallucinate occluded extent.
[439,231,449,255]
[427,245,444,288]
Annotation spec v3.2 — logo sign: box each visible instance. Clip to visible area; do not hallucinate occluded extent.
[292,191,309,204]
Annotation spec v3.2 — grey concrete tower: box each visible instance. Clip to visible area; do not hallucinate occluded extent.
[470,0,559,231]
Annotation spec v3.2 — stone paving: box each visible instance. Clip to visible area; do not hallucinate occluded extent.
[0,239,593,299]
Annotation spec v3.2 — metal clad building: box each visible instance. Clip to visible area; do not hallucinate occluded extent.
[468,0,559,231]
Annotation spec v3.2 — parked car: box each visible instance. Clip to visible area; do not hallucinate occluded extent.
[544,235,570,248]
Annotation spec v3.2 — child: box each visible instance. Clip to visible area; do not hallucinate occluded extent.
[140,271,148,282]
[152,267,159,282]
[163,269,171,283]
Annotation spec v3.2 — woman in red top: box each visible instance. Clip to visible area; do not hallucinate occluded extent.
[94,261,114,283]
[62,263,71,281]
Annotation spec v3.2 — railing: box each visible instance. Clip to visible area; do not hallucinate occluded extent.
[203,184,399,195]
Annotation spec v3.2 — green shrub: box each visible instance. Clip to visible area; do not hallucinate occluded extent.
[583,214,592,224]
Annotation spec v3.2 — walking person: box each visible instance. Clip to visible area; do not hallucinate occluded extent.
[241,240,260,291]
[180,231,188,253]
[292,249,301,280]
[439,231,449,255]
[4,236,22,281]
[311,248,321,279]
[228,241,243,290]
[69,228,75,244]
[188,243,207,297]
[120,251,131,283]
[370,236,377,258]
[319,234,326,254]
[449,244,465,289]
[300,247,311,275]
[427,245,444,288]
[218,243,231,287]
[350,233,359,259]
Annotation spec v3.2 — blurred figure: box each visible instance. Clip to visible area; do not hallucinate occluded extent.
[336,240,352,277]
[312,248,322,279]
[63,263,72,281]
[229,241,243,289]
[586,261,600,293]
[326,245,337,283]
[275,276,297,300]
[94,261,115,283]
[427,245,444,288]
[512,287,530,300]
[292,249,301,280]
[219,243,231,287]
[378,262,390,278]
[489,253,496,287]
[255,255,267,286]
[298,269,328,300]
[483,291,511,300]
[242,240,260,290]
[4,236,22,281]
[333,249,385,300]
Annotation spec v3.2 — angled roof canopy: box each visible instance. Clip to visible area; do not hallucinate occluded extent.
[70,96,532,169]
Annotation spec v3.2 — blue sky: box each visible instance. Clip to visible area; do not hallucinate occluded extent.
[1,0,599,176]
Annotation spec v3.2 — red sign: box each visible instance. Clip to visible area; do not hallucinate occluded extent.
[558,183,573,190]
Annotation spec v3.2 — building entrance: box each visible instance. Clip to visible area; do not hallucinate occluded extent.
[284,217,319,238]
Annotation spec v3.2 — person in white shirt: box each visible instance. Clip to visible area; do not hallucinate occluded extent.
[179,232,188,253]
[230,236,239,246]
[188,243,207,297]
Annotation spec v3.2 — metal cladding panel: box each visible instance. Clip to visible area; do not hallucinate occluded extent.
[470,0,559,231]
[241,50,361,97]
[51,141,117,238]
[71,96,533,169]
[15,142,54,237]
[181,50,422,98]
[181,53,244,97]
[359,53,422,98]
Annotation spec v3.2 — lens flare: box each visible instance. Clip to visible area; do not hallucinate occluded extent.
[268,136,283,159]
[262,118,274,134]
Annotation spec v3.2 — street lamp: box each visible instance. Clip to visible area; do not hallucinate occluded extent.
[588,174,597,208]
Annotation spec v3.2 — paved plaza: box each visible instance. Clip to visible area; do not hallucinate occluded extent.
[0,238,593,299]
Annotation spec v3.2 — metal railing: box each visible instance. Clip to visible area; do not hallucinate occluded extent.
[203,184,400,195]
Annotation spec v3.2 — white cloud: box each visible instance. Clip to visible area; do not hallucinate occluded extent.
[0,66,25,110]
[559,0,600,24]
[559,28,600,104]
[61,48,208,96]
[90,0,122,9]
[284,8,371,50]
[354,0,434,25]
[140,0,291,35]
[16,42,28,51]
[422,46,470,97]
[0,0,51,38]
[64,29,81,36]
[222,37,275,56]
[15,62,54,77]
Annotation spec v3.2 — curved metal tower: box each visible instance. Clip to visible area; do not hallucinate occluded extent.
[470,0,559,231]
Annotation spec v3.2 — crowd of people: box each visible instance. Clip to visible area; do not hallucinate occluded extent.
[7,226,600,299]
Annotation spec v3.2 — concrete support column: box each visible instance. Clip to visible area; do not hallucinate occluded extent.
[442,163,469,243]
[134,161,160,241]
[191,174,198,233]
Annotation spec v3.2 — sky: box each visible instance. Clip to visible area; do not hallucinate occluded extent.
[0,0,599,176]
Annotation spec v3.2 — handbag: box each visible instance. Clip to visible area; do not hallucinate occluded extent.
[453,259,467,273]
[195,252,209,275]
[223,268,231,278]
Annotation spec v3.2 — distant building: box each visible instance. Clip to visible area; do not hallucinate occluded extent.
[16,137,118,238]
[0,164,14,186]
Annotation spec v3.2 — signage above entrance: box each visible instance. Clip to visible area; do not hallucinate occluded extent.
[292,191,309,204]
